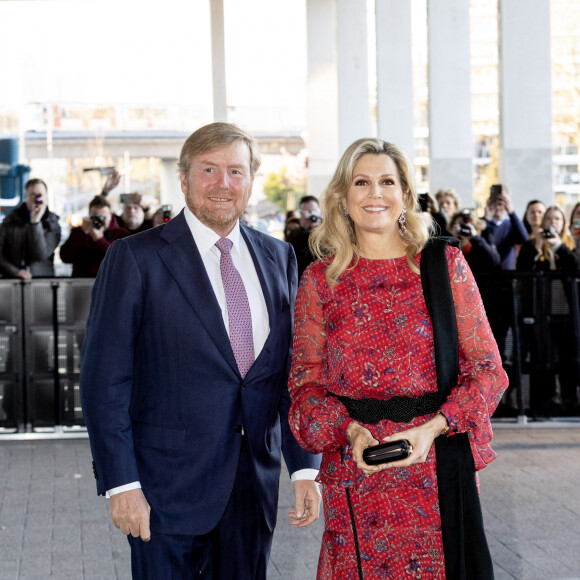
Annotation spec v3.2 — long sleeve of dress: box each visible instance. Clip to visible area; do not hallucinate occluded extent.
[438,247,509,469]
[288,263,353,454]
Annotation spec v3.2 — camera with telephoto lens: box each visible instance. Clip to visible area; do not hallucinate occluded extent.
[308,212,321,224]
[33,195,43,206]
[90,215,106,230]
[541,226,557,239]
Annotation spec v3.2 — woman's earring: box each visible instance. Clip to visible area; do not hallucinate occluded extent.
[343,205,349,218]
[398,205,407,236]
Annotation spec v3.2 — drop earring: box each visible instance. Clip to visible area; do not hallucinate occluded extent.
[398,205,407,236]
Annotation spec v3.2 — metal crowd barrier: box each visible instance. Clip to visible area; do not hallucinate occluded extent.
[0,272,578,436]
[475,270,580,421]
[0,278,94,435]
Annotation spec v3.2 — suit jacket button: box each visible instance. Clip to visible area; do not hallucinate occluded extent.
[234,425,243,433]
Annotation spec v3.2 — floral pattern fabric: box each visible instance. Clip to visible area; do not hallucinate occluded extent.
[288,247,508,579]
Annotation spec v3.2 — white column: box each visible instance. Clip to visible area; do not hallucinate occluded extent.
[306,0,340,197]
[427,0,473,204]
[306,0,372,197]
[210,0,227,122]
[498,0,552,213]
[336,0,372,150]
[375,0,415,160]
[160,159,185,214]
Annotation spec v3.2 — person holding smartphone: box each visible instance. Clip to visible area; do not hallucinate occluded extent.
[483,184,528,270]
[0,178,61,279]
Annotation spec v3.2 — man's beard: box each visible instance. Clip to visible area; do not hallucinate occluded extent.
[195,205,240,231]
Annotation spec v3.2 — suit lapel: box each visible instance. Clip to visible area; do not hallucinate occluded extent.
[157,211,239,375]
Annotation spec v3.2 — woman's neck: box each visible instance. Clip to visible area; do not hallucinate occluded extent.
[357,231,407,260]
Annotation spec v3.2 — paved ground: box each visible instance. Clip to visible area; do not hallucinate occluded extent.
[0,423,579,580]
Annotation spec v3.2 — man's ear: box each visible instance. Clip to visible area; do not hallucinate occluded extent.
[179,172,188,195]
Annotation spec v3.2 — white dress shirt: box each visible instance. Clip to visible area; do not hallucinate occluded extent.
[107,208,316,497]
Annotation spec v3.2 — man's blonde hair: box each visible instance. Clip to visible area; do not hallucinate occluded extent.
[178,122,261,178]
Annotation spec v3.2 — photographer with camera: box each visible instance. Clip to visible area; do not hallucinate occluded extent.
[418,191,451,236]
[60,195,129,277]
[0,178,61,279]
[288,195,323,279]
[516,205,579,272]
[449,208,500,272]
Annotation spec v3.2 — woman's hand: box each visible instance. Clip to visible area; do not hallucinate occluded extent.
[544,231,562,251]
[347,414,448,475]
[381,413,448,469]
[346,421,383,476]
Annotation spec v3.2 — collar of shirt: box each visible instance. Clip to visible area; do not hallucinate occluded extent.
[183,205,244,258]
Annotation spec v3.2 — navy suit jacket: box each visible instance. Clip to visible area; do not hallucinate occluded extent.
[80,210,320,535]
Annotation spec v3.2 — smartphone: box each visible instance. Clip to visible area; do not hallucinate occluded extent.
[418,193,429,212]
[490,184,502,201]
[120,193,136,204]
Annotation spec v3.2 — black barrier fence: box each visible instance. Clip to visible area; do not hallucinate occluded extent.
[475,270,580,420]
[0,278,93,433]
[0,272,579,434]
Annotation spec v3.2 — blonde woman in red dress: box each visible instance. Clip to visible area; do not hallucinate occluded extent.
[288,138,508,579]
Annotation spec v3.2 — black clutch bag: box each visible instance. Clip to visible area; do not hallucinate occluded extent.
[362,439,411,465]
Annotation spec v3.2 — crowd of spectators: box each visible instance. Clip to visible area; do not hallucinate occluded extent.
[1,175,579,416]
[279,182,580,418]
[0,175,173,279]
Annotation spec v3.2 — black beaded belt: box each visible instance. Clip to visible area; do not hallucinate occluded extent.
[332,392,439,424]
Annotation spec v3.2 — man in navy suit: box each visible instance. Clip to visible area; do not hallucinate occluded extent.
[80,122,321,579]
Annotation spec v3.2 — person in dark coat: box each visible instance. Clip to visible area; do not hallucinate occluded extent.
[116,192,153,235]
[287,195,322,279]
[448,208,500,272]
[0,178,61,279]
[482,184,528,270]
[517,205,580,417]
[60,195,129,277]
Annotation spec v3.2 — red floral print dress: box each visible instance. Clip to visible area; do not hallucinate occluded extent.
[288,246,508,579]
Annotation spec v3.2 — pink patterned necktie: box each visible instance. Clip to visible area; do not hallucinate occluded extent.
[215,238,254,377]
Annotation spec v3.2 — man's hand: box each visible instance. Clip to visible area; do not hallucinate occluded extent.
[81,217,105,241]
[497,190,513,214]
[288,479,321,528]
[29,201,46,224]
[102,170,121,195]
[16,269,32,280]
[110,488,151,541]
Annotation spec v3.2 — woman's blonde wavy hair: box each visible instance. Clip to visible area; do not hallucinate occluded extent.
[309,138,431,286]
